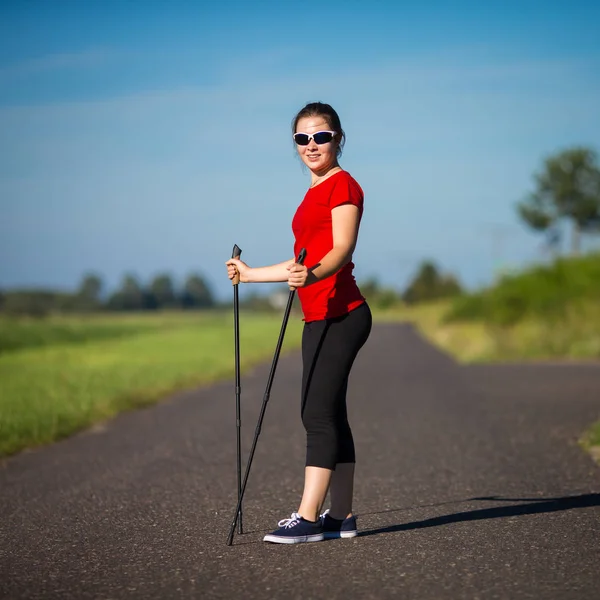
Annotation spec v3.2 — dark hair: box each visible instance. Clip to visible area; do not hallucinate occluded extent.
[291,101,346,157]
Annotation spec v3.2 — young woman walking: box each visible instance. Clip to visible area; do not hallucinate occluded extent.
[226,101,372,544]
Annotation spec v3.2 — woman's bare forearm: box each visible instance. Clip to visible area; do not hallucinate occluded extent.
[306,246,353,285]
[247,259,295,283]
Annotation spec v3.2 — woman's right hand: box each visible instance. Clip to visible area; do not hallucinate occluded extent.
[226,258,251,283]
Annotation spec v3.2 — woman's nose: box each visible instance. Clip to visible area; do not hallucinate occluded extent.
[307,137,318,150]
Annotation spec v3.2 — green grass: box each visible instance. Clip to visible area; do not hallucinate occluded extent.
[580,420,600,465]
[373,298,600,363]
[581,421,600,447]
[0,311,211,355]
[0,310,303,458]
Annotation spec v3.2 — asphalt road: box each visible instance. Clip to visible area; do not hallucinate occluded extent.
[1,323,600,600]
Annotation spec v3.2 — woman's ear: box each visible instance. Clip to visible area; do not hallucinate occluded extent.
[334,132,344,157]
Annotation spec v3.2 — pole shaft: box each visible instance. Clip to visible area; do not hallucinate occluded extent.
[226,289,296,546]
[231,244,243,536]
[234,284,242,534]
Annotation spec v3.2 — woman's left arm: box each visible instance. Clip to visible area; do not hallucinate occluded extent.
[288,204,360,288]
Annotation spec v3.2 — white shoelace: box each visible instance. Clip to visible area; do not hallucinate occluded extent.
[277,512,301,528]
[277,510,331,528]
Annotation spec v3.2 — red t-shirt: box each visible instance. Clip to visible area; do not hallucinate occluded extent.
[292,170,366,322]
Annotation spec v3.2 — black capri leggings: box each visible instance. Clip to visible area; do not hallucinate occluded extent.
[300,302,372,470]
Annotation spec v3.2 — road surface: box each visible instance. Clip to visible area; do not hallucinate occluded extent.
[1,323,599,599]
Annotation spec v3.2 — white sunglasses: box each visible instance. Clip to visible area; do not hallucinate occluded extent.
[293,130,337,146]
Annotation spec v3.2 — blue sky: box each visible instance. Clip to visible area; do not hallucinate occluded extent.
[1,0,599,301]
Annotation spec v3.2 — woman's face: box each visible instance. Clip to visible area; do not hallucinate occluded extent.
[295,115,339,174]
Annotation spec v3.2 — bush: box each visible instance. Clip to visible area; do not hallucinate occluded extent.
[444,252,600,326]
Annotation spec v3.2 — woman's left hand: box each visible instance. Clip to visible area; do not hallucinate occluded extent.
[287,262,309,289]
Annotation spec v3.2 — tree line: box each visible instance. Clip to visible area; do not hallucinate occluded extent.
[0,272,216,317]
[361,262,463,309]
[0,261,465,317]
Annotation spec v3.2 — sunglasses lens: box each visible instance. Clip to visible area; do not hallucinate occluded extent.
[313,132,334,144]
[294,134,310,145]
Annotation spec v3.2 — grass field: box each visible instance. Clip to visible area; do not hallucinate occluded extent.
[0,310,303,458]
[375,299,600,363]
[0,313,166,355]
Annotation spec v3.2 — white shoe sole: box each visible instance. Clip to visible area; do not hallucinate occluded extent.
[323,530,358,539]
[263,533,324,544]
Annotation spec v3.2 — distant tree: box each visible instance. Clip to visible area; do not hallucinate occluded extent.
[358,277,381,302]
[517,146,600,255]
[181,273,215,309]
[358,276,399,309]
[78,274,103,301]
[106,273,145,311]
[439,274,463,298]
[402,260,462,305]
[240,290,279,312]
[148,273,177,309]
[75,273,103,311]
[1,290,66,317]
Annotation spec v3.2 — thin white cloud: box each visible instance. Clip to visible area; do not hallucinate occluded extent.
[0,47,116,79]
[1,48,594,109]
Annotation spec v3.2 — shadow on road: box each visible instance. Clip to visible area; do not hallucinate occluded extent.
[359,493,600,537]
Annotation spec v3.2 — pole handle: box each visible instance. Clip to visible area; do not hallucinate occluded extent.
[296,248,307,266]
[231,244,242,286]
[289,248,307,291]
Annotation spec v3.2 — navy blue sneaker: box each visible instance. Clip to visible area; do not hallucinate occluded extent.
[321,509,358,539]
[263,513,324,544]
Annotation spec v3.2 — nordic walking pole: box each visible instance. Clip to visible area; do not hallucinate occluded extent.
[226,247,307,546]
[231,244,243,535]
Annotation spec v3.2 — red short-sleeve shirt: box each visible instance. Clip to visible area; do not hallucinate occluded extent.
[292,170,366,322]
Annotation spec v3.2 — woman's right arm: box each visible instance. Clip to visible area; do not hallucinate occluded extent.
[226,257,295,283]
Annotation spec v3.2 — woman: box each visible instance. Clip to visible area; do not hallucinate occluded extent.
[226,101,372,544]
